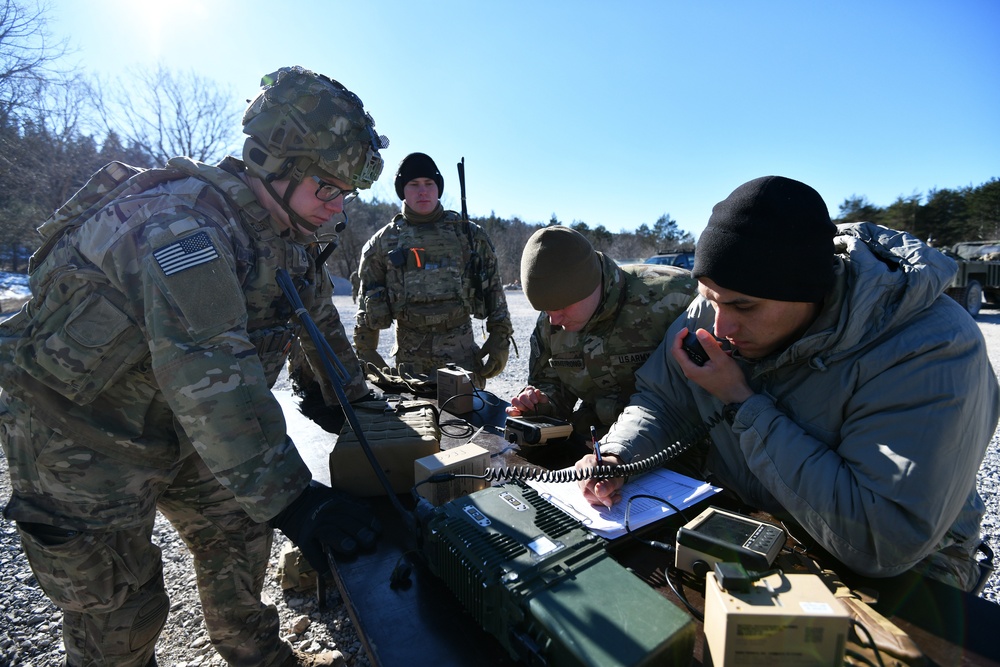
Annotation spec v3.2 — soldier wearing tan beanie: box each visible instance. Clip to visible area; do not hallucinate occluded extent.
[507,225,697,440]
[520,225,603,312]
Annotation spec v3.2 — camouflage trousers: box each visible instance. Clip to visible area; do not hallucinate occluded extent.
[0,391,291,667]
[392,320,485,388]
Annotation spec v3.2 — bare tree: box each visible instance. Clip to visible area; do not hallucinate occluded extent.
[92,64,243,166]
[481,215,536,286]
[0,0,69,118]
[0,0,75,271]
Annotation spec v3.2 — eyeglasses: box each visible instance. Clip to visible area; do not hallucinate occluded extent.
[311,176,358,203]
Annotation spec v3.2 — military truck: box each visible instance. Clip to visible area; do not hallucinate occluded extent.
[941,241,1000,317]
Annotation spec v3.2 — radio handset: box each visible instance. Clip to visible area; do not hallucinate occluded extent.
[681,331,731,366]
[681,331,710,366]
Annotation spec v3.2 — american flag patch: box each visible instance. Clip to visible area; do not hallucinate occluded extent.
[153,232,219,276]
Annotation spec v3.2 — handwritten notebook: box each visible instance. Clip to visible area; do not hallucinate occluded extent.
[527,468,721,540]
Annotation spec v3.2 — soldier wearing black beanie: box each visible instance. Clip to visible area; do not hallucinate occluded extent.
[692,176,836,303]
[578,175,999,596]
[393,152,444,200]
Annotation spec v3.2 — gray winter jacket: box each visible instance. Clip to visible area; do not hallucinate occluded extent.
[602,222,999,589]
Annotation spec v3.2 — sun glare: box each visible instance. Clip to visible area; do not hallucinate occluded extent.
[109,0,213,62]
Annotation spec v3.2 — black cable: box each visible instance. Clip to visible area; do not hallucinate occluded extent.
[625,493,689,534]
[849,619,887,667]
[411,417,711,487]
[665,566,703,622]
[477,437,693,484]
[475,408,727,484]
[276,269,414,533]
[438,387,502,438]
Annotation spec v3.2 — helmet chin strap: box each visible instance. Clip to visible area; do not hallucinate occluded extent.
[259,173,321,235]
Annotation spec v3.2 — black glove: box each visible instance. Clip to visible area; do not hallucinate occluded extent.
[272,481,381,573]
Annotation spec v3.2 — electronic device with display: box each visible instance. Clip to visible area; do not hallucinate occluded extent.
[675,506,786,576]
[503,415,574,446]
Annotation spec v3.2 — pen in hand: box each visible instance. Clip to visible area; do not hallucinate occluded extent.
[591,425,602,464]
[590,426,613,505]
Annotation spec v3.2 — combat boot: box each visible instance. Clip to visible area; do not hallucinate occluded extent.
[280,649,347,667]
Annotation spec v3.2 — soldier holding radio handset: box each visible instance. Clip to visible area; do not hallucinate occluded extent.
[579,176,999,593]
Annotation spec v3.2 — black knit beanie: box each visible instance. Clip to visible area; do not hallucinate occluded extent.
[394,152,444,200]
[521,226,602,311]
[692,176,836,302]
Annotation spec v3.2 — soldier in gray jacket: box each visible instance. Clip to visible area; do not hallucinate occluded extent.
[579,176,999,591]
[507,226,697,440]
[0,67,386,667]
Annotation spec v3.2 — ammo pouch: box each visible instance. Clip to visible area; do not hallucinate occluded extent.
[249,324,297,385]
[359,286,393,330]
[4,264,147,405]
[329,399,441,497]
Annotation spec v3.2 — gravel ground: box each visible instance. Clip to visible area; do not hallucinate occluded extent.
[1,290,999,666]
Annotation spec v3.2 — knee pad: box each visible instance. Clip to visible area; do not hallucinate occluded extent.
[85,580,169,663]
[124,585,170,654]
[62,586,166,667]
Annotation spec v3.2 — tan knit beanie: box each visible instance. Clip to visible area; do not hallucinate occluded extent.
[521,226,601,311]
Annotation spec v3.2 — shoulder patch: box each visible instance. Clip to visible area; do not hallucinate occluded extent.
[154,231,219,276]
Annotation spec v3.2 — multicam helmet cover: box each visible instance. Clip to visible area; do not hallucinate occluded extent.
[242,66,388,190]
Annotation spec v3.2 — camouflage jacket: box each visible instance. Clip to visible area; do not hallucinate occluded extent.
[528,254,697,437]
[355,210,512,337]
[0,157,365,522]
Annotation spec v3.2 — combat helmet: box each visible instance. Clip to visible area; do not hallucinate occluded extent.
[242,66,389,232]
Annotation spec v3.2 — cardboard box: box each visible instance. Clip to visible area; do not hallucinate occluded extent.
[704,571,849,667]
[437,366,474,415]
[414,443,491,505]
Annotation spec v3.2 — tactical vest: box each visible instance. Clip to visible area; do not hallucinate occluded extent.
[380,212,488,329]
[0,157,318,404]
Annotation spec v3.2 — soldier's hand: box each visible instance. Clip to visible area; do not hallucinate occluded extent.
[480,333,510,379]
[506,386,549,415]
[576,453,624,509]
[671,328,751,405]
[271,482,381,574]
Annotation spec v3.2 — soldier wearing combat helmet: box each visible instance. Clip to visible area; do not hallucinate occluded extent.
[354,152,513,388]
[0,66,386,667]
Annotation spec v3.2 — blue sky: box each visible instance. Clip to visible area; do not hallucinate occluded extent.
[44,0,999,240]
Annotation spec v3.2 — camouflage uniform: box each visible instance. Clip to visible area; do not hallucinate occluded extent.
[526,254,697,439]
[0,156,368,667]
[355,208,513,388]
[349,270,360,303]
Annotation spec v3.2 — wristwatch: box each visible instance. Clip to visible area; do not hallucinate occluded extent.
[723,401,743,424]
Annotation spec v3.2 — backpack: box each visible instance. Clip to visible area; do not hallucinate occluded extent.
[29,161,190,274]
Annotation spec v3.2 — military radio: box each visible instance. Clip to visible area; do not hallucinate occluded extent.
[415,482,696,666]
